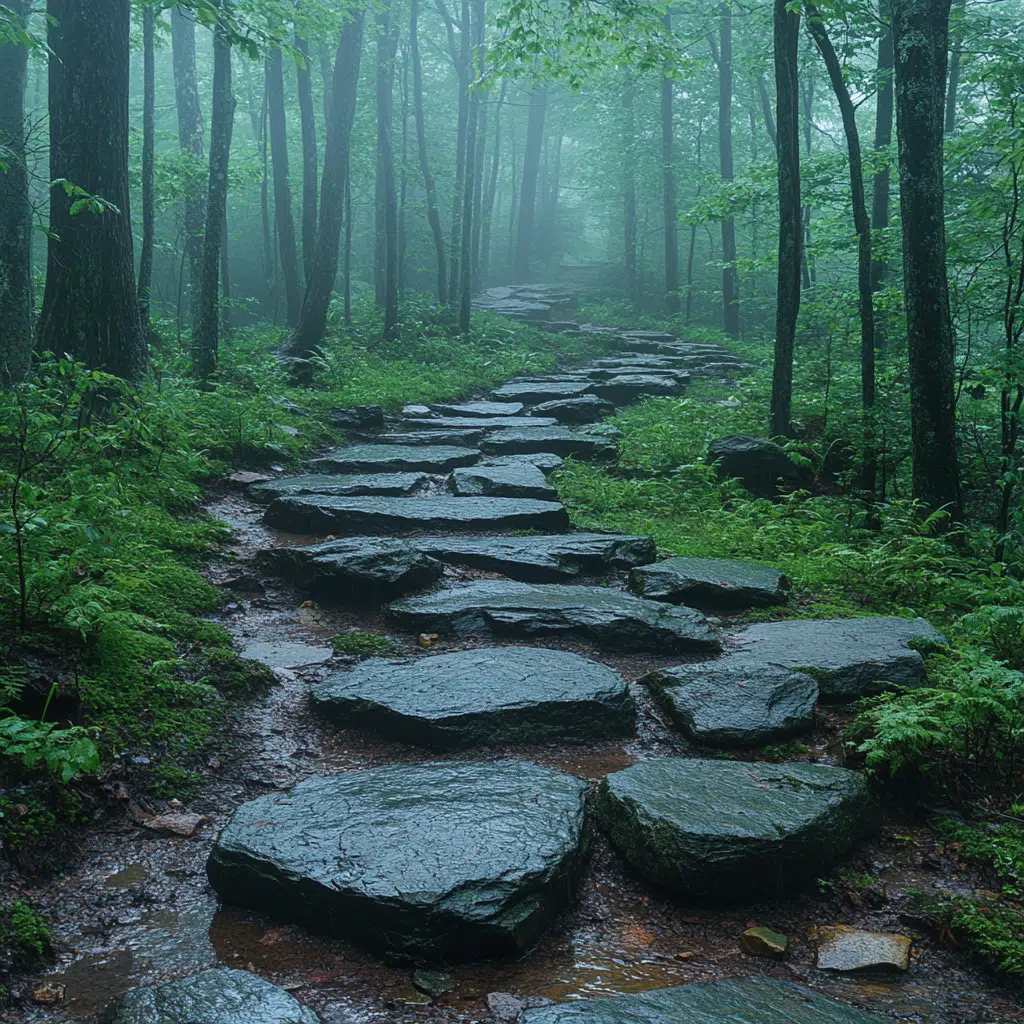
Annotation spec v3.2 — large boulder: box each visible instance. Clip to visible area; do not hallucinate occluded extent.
[263,495,570,536]
[101,969,320,1024]
[311,646,634,749]
[206,761,589,959]
[706,435,806,496]
[306,444,480,475]
[256,538,443,599]
[249,472,429,503]
[481,427,617,460]
[726,616,947,700]
[518,977,888,1023]
[629,556,790,609]
[387,580,720,653]
[597,759,879,898]
[640,663,818,747]
[448,463,557,500]
[532,395,616,423]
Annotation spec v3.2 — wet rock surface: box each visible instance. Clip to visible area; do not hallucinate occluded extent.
[448,463,557,500]
[249,472,430,503]
[597,759,879,898]
[387,580,721,652]
[590,374,687,405]
[101,968,320,1024]
[311,647,634,749]
[706,435,806,496]
[263,494,570,536]
[433,400,526,417]
[727,616,947,700]
[640,663,818,747]
[373,428,486,447]
[306,443,480,474]
[815,925,913,973]
[328,404,384,430]
[403,415,557,429]
[490,380,595,404]
[489,452,565,473]
[630,556,790,609]
[206,761,589,959]
[518,977,888,1023]
[532,395,616,423]
[481,427,617,459]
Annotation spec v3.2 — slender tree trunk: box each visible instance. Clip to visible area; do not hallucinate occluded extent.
[801,69,815,289]
[171,4,205,321]
[410,0,447,303]
[716,3,740,336]
[891,0,961,514]
[686,119,705,323]
[481,79,506,287]
[662,14,680,314]
[470,34,489,293]
[871,5,894,357]
[770,0,802,437]
[622,82,638,305]
[295,35,318,286]
[398,44,410,295]
[286,10,365,357]
[39,0,147,381]
[266,47,302,326]
[137,4,156,328]
[375,1,399,338]
[514,87,546,281]
[441,0,470,303]
[807,3,876,499]
[192,9,234,380]
[757,73,777,145]
[459,0,484,332]
[221,206,231,339]
[944,0,966,133]
[318,45,333,124]
[258,77,273,311]
[0,0,32,381]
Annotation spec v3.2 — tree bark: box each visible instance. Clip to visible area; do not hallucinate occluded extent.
[191,8,235,380]
[944,0,966,133]
[806,3,876,498]
[481,79,506,287]
[459,0,484,332]
[39,0,147,382]
[0,0,32,381]
[398,43,410,295]
[295,35,318,286]
[513,87,546,281]
[661,13,680,314]
[622,82,638,305]
[375,0,399,338]
[137,3,156,328]
[770,0,801,437]
[716,3,740,336]
[171,4,205,321]
[285,9,365,357]
[757,73,777,145]
[871,4,894,358]
[891,0,961,514]
[266,47,301,326]
[410,0,447,303]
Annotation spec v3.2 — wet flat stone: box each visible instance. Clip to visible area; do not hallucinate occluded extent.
[374,429,486,447]
[101,968,320,1024]
[592,356,688,369]
[490,381,594,404]
[629,556,790,609]
[263,495,569,536]
[433,400,525,417]
[250,472,429,503]
[640,663,818,747]
[489,452,565,474]
[306,444,480,475]
[206,761,589,959]
[518,977,887,1023]
[728,616,947,700]
[815,925,912,972]
[256,538,443,599]
[311,647,634,749]
[448,464,556,500]
[532,395,616,423]
[597,759,879,899]
[481,427,617,460]
[590,374,687,405]
[388,580,720,652]
[239,640,333,668]
[402,415,557,429]
[415,532,657,582]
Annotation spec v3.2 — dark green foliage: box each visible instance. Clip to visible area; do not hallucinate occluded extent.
[0,899,51,961]
[332,631,404,658]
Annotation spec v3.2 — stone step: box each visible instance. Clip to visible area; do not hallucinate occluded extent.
[387,580,720,652]
[481,426,617,460]
[519,977,888,1023]
[370,428,486,447]
[491,380,594,403]
[490,452,565,474]
[401,415,557,429]
[249,472,430,503]
[206,761,589,958]
[532,395,615,423]
[312,646,634,750]
[597,759,879,898]
[432,400,526,417]
[306,443,480,475]
[590,374,688,405]
[448,463,557,500]
[629,556,790,609]
[263,495,570,536]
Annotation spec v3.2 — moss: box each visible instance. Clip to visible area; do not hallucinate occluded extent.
[0,789,87,870]
[332,631,404,658]
[199,648,277,697]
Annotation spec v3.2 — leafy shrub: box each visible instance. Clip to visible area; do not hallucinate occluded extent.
[0,900,51,961]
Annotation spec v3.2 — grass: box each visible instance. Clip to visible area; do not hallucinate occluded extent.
[332,631,404,658]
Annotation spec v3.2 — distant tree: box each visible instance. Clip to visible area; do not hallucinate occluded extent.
[514,87,546,281]
[661,12,680,314]
[137,2,156,329]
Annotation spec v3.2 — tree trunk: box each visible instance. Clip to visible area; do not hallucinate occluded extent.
[686,119,705,323]
[38,0,147,382]
[944,0,966,133]
[410,0,447,303]
[266,47,301,326]
[513,87,546,281]
[191,9,235,380]
[285,10,365,357]
[375,1,399,338]
[459,0,484,332]
[439,0,470,303]
[137,3,156,328]
[398,43,410,295]
[871,5,894,358]
[295,35,318,286]
[661,14,680,314]
[171,4,205,321]
[622,83,638,305]
[769,0,801,437]
[807,3,876,499]
[757,73,777,145]
[259,80,273,316]
[800,67,815,289]
[0,0,32,381]
[716,3,740,336]
[470,28,488,294]
[891,0,961,514]
[481,79,506,287]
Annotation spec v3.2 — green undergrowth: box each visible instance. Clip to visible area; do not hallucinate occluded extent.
[332,631,404,658]
[0,898,52,965]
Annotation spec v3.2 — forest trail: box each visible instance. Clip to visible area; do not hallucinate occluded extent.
[19,290,1019,1024]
